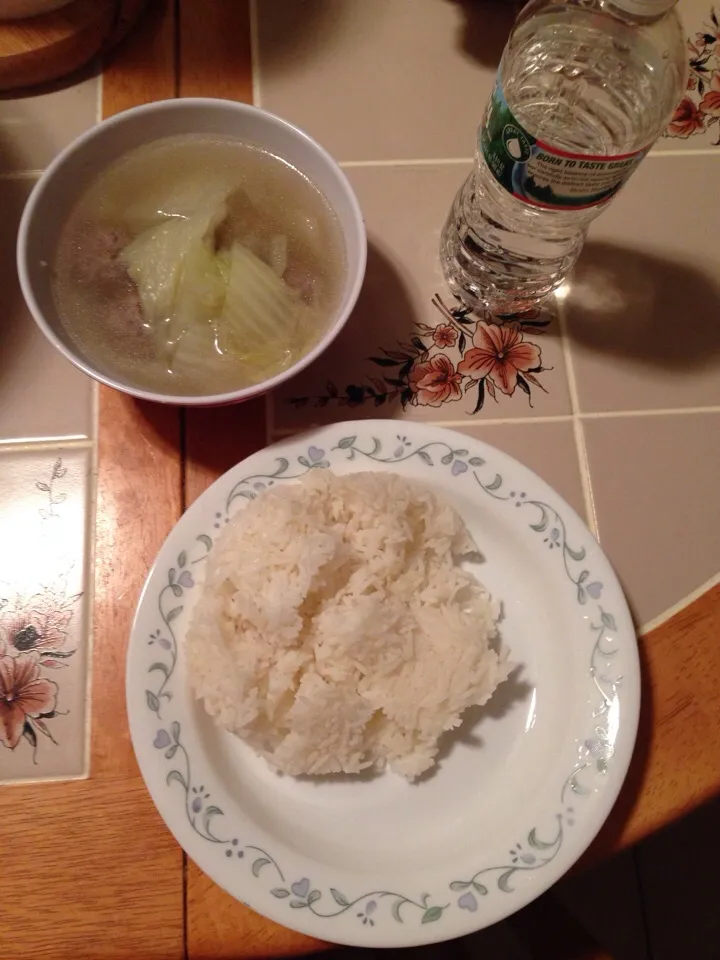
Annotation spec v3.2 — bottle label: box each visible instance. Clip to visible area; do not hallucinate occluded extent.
[480,82,648,210]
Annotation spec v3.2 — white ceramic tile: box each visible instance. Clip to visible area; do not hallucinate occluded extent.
[0,177,93,442]
[583,412,720,628]
[0,447,90,782]
[255,0,516,161]
[0,75,99,173]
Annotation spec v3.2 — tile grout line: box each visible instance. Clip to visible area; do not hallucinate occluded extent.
[0,170,43,180]
[172,2,189,954]
[0,770,92,787]
[0,154,705,183]
[2,155,712,179]
[81,382,100,779]
[96,62,103,124]
[328,151,718,171]
[79,29,104,785]
[414,414,574,426]
[0,437,94,453]
[269,415,575,437]
[249,0,261,108]
[639,569,720,637]
[572,417,597,534]
[558,306,599,536]
[580,406,720,419]
[341,157,474,169]
[265,391,275,445]
[257,0,268,477]
[268,404,720,439]
[649,146,720,157]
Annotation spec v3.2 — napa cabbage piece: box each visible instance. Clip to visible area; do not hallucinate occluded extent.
[121,193,310,381]
[168,322,236,387]
[121,200,227,352]
[119,178,236,234]
[215,242,302,371]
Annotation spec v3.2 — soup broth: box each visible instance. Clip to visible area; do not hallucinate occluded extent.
[53,134,347,396]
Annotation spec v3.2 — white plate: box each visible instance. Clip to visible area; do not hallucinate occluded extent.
[127,421,639,948]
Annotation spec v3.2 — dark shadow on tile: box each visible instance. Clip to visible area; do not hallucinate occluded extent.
[255,0,352,76]
[563,241,720,373]
[275,239,418,425]
[0,53,100,103]
[0,112,41,175]
[443,0,520,68]
[0,180,31,354]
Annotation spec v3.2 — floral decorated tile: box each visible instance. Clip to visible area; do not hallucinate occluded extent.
[272,164,572,432]
[0,448,90,783]
[658,1,720,151]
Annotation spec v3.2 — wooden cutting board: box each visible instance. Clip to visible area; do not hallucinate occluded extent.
[0,0,146,91]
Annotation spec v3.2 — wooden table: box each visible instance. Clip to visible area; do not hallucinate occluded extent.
[3,1,720,958]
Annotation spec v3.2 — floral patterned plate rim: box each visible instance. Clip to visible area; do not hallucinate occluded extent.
[126,421,639,949]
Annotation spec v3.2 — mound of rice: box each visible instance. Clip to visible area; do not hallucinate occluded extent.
[187,469,509,780]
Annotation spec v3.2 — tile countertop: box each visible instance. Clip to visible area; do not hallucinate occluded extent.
[0,0,719,957]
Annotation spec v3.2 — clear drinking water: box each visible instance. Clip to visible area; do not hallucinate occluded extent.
[440,0,686,315]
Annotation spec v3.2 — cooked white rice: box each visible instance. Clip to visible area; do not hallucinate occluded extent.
[186,469,509,780]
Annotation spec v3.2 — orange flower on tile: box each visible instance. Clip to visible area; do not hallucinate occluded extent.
[667,96,706,138]
[408,354,463,407]
[0,588,76,654]
[432,323,458,349]
[699,72,720,115]
[0,650,58,750]
[458,321,541,396]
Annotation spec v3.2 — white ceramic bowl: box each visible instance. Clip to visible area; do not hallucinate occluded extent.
[17,98,366,406]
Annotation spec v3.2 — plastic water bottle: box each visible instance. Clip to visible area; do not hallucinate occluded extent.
[440,0,686,315]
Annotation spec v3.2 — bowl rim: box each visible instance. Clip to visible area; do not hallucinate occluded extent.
[16,97,367,407]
